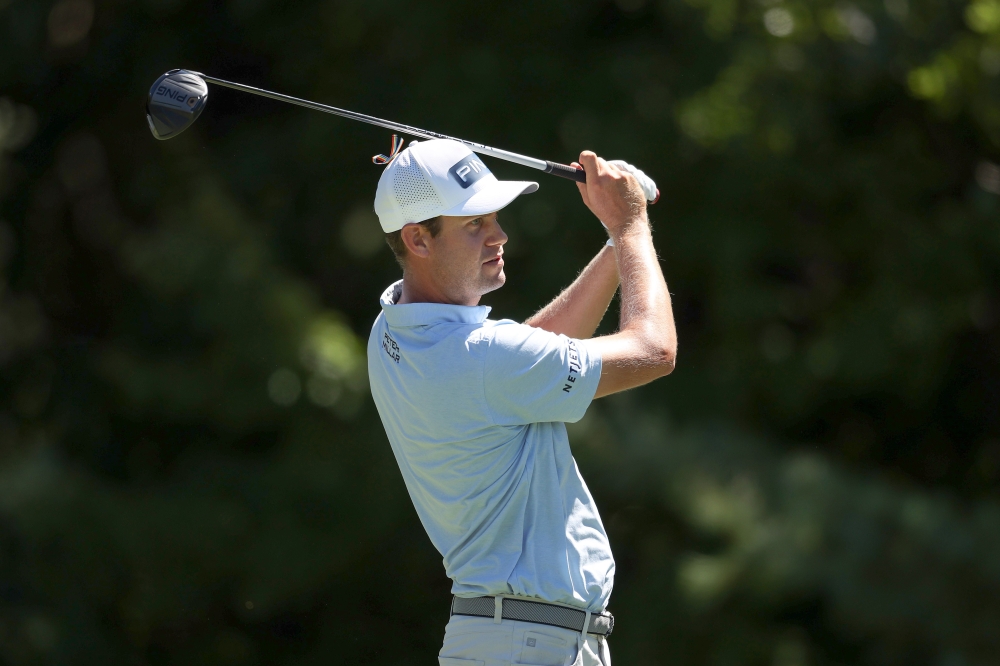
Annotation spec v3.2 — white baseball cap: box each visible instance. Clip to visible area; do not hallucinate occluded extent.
[373,139,538,233]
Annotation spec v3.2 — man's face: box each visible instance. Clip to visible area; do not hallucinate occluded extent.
[425,211,508,305]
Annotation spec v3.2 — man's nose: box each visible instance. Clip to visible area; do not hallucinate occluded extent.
[486,218,508,246]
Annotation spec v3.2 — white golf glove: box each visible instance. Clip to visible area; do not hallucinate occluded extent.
[601,160,658,246]
[608,159,658,203]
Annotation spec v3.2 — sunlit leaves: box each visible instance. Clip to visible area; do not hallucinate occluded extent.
[763,7,795,37]
[820,4,877,44]
[676,49,762,146]
[966,0,1000,33]
[683,0,740,39]
[299,315,367,412]
[908,52,962,101]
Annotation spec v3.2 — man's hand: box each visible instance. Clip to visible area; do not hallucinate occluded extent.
[607,160,658,203]
[573,151,648,235]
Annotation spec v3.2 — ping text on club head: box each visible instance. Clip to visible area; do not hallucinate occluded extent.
[156,85,191,102]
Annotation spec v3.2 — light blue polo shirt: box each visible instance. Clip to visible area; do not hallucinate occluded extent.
[368,281,615,612]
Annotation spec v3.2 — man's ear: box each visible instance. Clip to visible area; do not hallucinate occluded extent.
[400,223,432,259]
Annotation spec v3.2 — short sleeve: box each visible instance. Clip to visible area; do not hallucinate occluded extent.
[482,321,602,426]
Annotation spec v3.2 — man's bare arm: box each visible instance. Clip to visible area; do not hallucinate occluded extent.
[570,152,677,399]
[524,245,619,339]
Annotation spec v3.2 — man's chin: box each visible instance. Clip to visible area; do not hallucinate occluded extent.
[478,270,506,295]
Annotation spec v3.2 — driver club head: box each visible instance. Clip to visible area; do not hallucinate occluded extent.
[146,69,209,140]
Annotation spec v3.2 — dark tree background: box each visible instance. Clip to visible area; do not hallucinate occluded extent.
[2,0,999,663]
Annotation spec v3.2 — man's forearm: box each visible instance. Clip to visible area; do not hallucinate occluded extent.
[611,216,676,356]
[590,216,677,398]
[524,245,619,339]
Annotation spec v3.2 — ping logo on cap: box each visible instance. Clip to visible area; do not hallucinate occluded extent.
[448,156,491,189]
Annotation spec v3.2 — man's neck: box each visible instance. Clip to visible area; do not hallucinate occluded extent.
[397,272,480,307]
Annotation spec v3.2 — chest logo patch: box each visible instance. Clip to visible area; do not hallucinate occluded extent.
[383,331,401,364]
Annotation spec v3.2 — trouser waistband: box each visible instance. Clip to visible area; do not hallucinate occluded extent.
[450,595,614,637]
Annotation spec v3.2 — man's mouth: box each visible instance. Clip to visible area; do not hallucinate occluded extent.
[484,254,503,266]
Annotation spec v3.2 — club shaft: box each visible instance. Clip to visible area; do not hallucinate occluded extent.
[197,73,564,175]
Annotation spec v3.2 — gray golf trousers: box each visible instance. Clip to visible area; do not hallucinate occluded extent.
[438,614,611,666]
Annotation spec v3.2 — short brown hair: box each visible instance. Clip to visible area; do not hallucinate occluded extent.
[385,216,443,268]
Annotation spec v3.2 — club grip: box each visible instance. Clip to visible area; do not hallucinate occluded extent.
[544,160,660,204]
[544,161,587,183]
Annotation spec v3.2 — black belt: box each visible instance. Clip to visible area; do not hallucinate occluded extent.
[451,596,614,637]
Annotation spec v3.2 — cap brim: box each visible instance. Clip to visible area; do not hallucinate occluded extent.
[438,180,538,217]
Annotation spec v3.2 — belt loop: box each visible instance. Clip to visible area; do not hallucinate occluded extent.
[572,632,585,666]
[582,610,592,638]
[494,596,503,624]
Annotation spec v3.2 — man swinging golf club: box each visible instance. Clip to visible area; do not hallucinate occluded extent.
[368,138,676,666]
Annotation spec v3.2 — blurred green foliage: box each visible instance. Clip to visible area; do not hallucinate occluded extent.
[1,0,999,663]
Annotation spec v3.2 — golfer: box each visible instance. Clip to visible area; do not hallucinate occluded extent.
[368,139,676,666]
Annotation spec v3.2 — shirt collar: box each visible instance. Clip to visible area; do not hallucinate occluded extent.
[379,280,491,328]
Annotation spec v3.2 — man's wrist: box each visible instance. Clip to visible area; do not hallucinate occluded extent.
[607,216,649,244]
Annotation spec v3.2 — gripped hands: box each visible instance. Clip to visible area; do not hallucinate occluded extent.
[573,151,648,237]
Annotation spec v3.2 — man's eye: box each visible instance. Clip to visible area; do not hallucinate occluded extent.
[470,217,483,226]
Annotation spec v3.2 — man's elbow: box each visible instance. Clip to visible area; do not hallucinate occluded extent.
[654,343,677,377]
[638,331,676,377]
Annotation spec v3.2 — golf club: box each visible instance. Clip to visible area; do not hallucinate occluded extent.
[146,69,659,203]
